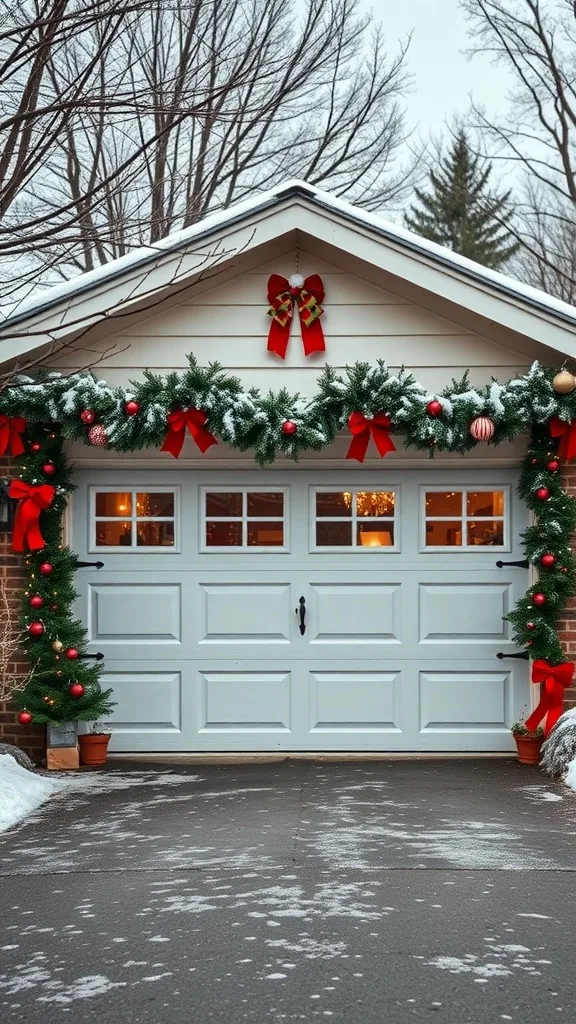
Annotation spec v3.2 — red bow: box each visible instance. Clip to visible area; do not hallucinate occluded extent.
[161,408,218,458]
[267,274,325,359]
[346,411,396,463]
[8,480,55,552]
[550,417,576,460]
[524,659,574,736]
[0,415,26,457]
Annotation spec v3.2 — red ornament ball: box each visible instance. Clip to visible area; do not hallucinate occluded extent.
[42,461,56,476]
[547,459,560,473]
[28,621,44,636]
[426,400,443,417]
[282,420,297,436]
[69,683,84,699]
[18,710,33,726]
[536,487,550,501]
[29,595,44,609]
[80,409,96,425]
[65,647,80,660]
[39,562,53,575]
[125,400,140,416]
[469,416,495,442]
[526,622,535,630]
[88,424,108,447]
[532,593,547,606]
[30,442,41,453]
[541,553,556,567]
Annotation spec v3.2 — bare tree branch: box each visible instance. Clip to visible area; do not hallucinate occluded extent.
[0,0,416,299]
[461,0,576,295]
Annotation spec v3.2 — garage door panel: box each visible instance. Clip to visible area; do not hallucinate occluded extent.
[197,669,293,734]
[419,668,514,733]
[307,583,402,645]
[419,581,512,643]
[308,669,402,732]
[104,664,186,747]
[88,582,182,643]
[197,581,293,644]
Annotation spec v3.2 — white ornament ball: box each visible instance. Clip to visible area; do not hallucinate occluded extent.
[553,370,576,394]
[469,416,495,442]
[88,424,108,447]
[288,273,305,289]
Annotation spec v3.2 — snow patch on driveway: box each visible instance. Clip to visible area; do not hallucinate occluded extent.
[425,941,552,982]
[0,755,58,833]
[0,766,202,835]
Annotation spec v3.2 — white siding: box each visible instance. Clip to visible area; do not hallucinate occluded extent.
[48,245,547,395]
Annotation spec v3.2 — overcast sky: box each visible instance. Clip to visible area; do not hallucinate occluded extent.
[377,0,513,142]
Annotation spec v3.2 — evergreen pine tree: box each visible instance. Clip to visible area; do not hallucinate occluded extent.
[405,131,519,269]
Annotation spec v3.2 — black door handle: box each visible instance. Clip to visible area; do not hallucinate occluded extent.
[295,596,306,635]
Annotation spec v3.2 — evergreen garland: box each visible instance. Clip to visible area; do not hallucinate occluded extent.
[5,354,576,726]
[507,427,576,663]
[13,426,115,724]
[2,356,576,464]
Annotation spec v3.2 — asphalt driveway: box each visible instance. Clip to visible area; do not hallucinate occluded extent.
[0,758,575,1022]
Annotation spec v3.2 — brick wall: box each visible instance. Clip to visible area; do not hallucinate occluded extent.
[0,457,45,763]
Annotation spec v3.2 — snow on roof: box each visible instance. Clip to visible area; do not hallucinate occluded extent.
[3,177,576,330]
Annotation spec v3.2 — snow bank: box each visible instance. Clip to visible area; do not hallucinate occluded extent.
[565,760,576,793]
[541,708,576,778]
[0,753,59,832]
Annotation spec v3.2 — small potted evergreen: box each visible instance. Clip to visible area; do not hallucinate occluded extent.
[78,721,112,767]
[511,719,545,764]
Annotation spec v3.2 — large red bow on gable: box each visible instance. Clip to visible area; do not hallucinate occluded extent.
[346,411,396,463]
[267,273,325,359]
[161,408,218,458]
[524,659,575,736]
[0,415,26,457]
[549,417,576,460]
[8,480,55,552]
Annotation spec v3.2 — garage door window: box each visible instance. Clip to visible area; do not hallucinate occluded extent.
[424,489,506,548]
[313,489,396,549]
[203,489,287,549]
[92,490,176,549]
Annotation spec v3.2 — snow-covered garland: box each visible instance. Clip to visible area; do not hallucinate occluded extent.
[3,355,576,726]
[2,355,576,464]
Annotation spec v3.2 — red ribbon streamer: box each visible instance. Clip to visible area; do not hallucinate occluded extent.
[267,274,325,359]
[160,408,218,458]
[0,415,26,457]
[524,659,574,736]
[346,411,396,463]
[8,480,55,552]
[549,417,576,460]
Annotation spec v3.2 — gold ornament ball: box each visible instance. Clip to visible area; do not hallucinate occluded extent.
[553,370,576,394]
[52,639,64,652]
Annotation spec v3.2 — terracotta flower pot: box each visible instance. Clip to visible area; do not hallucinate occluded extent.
[78,732,111,767]
[513,733,544,765]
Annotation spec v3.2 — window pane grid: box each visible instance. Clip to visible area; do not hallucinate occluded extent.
[204,489,286,548]
[94,490,176,548]
[314,489,396,549]
[424,489,505,548]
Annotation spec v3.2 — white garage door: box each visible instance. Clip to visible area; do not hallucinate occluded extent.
[72,468,529,752]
